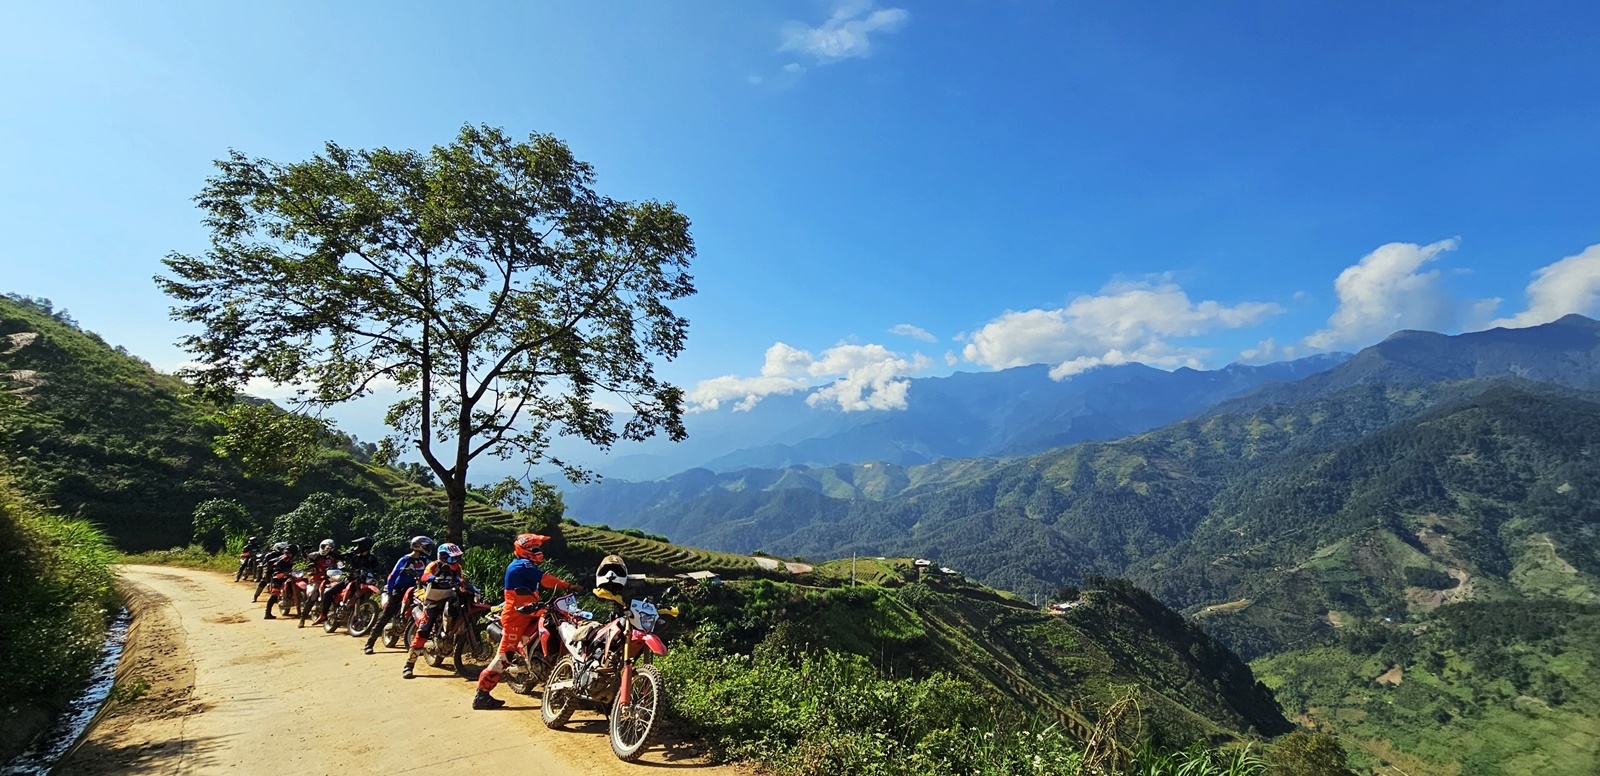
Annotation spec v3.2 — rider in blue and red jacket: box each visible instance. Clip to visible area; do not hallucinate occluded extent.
[472,533,582,710]
[362,536,432,655]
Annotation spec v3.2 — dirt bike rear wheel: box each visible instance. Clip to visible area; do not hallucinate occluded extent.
[278,590,293,617]
[322,606,344,634]
[540,656,577,729]
[348,600,379,638]
[610,664,663,761]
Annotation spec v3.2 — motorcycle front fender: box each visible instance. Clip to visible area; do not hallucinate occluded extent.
[632,632,668,656]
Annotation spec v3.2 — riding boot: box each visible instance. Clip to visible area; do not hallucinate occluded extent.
[402,661,415,679]
[264,595,279,619]
[472,690,505,710]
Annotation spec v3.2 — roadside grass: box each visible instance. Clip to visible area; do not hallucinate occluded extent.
[0,472,120,759]
[119,542,240,573]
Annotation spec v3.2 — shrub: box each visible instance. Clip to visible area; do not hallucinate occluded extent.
[191,498,254,552]
[269,492,368,545]
[1265,730,1351,776]
[659,632,1087,776]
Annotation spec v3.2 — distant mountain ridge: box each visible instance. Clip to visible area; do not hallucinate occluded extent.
[1211,314,1600,415]
[559,352,1351,482]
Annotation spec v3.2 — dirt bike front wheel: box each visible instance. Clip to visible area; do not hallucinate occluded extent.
[348,600,379,638]
[610,664,664,762]
[452,630,492,676]
[540,656,577,729]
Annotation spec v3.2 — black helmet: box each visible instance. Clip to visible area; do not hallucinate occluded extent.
[410,535,435,554]
[286,544,300,555]
[247,536,260,544]
[351,536,373,552]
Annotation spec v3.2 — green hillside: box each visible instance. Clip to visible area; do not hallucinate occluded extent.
[573,379,1600,773]
[0,295,393,549]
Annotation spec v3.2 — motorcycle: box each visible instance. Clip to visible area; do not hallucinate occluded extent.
[298,567,334,628]
[485,593,594,695]
[274,570,309,618]
[235,550,263,582]
[403,585,495,676]
[541,587,679,761]
[321,568,382,636]
[381,588,415,649]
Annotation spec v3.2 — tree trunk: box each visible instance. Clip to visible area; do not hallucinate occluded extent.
[445,480,467,545]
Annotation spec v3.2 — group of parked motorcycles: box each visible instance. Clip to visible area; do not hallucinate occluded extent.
[233,544,679,761]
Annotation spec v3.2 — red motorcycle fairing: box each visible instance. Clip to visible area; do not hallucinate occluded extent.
[632,631,668,656]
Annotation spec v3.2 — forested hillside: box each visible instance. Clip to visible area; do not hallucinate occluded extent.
[0,295,399,549]
[569,317,1600,773]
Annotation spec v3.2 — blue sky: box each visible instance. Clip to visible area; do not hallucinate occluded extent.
[5,1,1600,425]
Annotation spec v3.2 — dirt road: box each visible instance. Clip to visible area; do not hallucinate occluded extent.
[64,565,740,775]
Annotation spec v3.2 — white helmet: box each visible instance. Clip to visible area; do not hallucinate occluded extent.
[319,538,335,552]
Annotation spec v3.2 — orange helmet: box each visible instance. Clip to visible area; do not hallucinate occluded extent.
[514,533,549,563]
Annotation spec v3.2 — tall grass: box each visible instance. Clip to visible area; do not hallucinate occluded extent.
[0,475,119,712]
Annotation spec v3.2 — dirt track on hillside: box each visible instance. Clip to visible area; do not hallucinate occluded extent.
[63,565,740,775]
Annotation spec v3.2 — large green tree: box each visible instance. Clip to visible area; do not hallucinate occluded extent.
[158,125,695,542]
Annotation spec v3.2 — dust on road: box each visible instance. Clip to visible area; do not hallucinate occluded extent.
[65,565,740,776]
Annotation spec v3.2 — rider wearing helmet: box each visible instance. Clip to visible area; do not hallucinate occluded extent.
[404,542,473,679]
[261,543,300,619]
[253,541,292,602]
[364,535,434,655]
[472,533,583,710]
[313,536,380,626]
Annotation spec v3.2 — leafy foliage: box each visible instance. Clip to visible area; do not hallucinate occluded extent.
[190,498,254,551]
[269,492,368,545]
[212,402,329,482]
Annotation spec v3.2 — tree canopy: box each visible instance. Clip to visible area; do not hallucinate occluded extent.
[158,124,697,541]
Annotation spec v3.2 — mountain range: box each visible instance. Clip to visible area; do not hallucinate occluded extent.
[545,352,1351,481]
[565,314,1600,774]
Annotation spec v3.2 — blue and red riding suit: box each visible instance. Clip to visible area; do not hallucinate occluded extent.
[476,558,579,693]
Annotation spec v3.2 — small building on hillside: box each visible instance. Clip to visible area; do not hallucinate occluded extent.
[674,570,721,587]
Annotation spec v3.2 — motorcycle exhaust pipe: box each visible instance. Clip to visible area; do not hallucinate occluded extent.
[545,679,576,692]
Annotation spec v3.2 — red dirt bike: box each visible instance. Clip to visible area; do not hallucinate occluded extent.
[298,566,335,628]
[401,585,496,676]
[485,593,595,694]
[273,570,310,618]
[541,587,679,761]
[235,549,264,582]
[380,588,416,649]
[321,568,382,637]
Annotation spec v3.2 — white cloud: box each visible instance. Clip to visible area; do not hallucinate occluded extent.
[747,75,764,85]
[781,1,908,64]
[806,344,931,411]
[688,342,813,411]
[889,323,937,342]
[1303,239,1495,350]
[944,350,958,367]
[686,374,808,412]
[689,341,932,413]
[961,279,1283,380]
[1238,338,1297,364]
[783,63,805,74]
[1488,243,1600,329]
